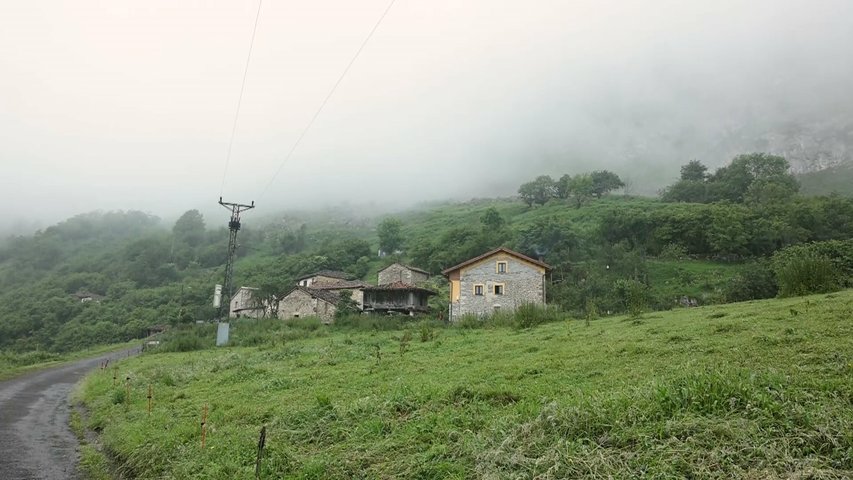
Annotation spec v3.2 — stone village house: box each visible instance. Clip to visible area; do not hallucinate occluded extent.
[275,286,341,323]
[377,263,430,285]
[233,265,437,323]
[442,247,550,321]
[229,286,265,319]
[295,270,351,287]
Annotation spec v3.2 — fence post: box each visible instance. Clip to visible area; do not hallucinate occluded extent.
[113,366,118,386]
[147,384,153,414]
[200,404,208,449]
[125,376,130,407]
[255,425,266,479]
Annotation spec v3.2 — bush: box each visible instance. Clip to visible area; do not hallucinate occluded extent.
[333,314,405,331]
[512,303,563,329]
[453,304,564,330]
[772,241,850,297]
[773,253,839,297]
[613,278,649,317]
[724,261,778,302]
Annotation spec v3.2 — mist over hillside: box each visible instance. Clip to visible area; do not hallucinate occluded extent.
[3,0,853,229]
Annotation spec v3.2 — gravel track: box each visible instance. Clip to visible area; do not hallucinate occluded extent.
[0,348,138,480]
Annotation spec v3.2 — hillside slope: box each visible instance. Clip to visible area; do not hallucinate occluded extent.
[78,290,853,479]
[798,163,853,196]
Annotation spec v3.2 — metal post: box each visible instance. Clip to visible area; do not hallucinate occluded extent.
[216,198,255,321]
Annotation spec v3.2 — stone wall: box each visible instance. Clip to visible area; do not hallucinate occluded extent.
[454,255,544,319]
[276,289,336,323]
[378,264,429,285]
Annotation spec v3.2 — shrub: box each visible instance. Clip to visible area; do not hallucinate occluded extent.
[659,243,688,260]
[613,278,649,317]
[160,330,208,352]
[772,242,847,297]
[334,314,405,331]
[724,260,778,302]
[512,303,563,329]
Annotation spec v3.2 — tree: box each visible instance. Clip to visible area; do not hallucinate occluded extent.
[555,174,573,199]
[660,179,708,203]
[589,170,625,198]
[480,207,505,231]
[518,175,556,206]
[567,174,594,208]
[711,153,797,203]
[172,210,206,247]
[377,218,404,254]
[680,160,708,181]
[516,216,577,264]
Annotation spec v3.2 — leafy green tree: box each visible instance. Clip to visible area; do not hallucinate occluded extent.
[334,291,360,319]
[680,160,708,181]
[555,174,573,199]
[377,218,404,254]
[319,238,372,271]
[567,174,595,208]
[346,256,371,279]
[518,175,556,206]
[516,216,577,265]
[479,207,506,231]
[661,179,709,203]
[172,210,206,247]
[589,170,625,198]
[711,153,798,203]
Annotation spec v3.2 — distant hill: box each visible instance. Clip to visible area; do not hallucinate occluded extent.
[797,162,853,196]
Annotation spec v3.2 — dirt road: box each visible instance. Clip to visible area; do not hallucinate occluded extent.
[0,348,138,480]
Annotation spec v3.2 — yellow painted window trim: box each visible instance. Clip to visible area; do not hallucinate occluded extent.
[473,284,485,296]
[496,261,508,273]
[492,283,506,295]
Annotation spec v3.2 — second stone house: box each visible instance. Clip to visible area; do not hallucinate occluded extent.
[442,247,550,321]
[377,263,430,285]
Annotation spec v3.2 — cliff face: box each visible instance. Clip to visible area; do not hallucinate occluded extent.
[736,120,853,173]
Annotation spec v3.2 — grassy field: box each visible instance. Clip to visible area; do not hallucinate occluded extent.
[0,340,140,381]
[77,291,852,479]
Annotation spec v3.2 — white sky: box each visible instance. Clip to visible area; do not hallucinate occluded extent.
[2,0,852,228]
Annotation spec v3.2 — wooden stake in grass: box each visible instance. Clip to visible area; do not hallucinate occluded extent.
[255,425,266,479]
[113,366,118,386]
[147,384,153,415]
[125,376,131,407]
[200,404,208,449]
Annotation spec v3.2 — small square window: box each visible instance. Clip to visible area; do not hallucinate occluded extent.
[497,261,507,273]
[474,284,484,296]
[494,284,504,295]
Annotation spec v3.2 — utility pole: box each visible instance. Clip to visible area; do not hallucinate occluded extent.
[217,197,255,321]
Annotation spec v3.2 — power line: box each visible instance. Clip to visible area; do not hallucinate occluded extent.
[259,0,397,199]
[220,0,264,196]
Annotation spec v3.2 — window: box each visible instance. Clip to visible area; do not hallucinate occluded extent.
[497,261,507,273]
[493,284,504,296]
[474,284,484,296]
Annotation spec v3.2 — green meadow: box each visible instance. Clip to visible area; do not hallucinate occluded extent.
[77,290,852,479]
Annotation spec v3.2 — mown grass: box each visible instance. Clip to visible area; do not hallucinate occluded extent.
[0,340,140,381]
[78,291,853,479]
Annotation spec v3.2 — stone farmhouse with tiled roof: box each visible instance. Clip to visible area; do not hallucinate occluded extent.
[442,247,550,321]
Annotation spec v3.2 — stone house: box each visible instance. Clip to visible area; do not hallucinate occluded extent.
[377,263,430,285]
[309,280,370,309]
[295,270,352,288]
[229,286,265,318]
[362,282,436,315]
[442,247,550,321]
[276,286,341,323]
